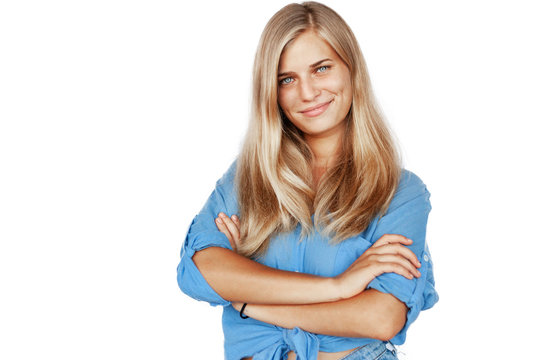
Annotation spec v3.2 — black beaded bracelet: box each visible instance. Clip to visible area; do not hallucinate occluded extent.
[239,303,249,319]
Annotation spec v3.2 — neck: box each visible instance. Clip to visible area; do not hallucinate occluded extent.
[305,130,343,169]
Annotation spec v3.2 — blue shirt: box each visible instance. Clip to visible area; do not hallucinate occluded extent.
[177,160,438,360]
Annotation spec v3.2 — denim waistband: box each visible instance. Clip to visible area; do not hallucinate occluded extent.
[338,340,398,360]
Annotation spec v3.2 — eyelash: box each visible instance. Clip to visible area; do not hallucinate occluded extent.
[279,65,331,86]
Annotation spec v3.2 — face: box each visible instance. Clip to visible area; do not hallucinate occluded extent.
[277,31,353,140]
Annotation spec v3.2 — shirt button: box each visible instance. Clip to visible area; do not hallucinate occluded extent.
[295,270,299,272]
[385,342,396,352]
[423,254,429,261]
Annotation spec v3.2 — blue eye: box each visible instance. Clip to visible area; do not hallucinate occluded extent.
[280,77,293,85]
[317,65,329,72]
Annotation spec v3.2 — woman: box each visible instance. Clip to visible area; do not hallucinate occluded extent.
[177,2,438,359]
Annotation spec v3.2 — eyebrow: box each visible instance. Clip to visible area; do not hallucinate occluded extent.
[278,58,333,78]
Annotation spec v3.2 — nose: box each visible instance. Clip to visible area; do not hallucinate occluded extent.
[298,77,320,101]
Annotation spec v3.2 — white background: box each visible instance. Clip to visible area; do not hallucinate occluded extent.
[1,0,539,359]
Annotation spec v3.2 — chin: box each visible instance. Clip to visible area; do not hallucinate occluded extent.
[299,119,341,136]
[300,126,336,137]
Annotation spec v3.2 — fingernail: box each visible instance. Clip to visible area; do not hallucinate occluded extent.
[219,212,226,218]
[216,218,223,224]
[232,215,238,221]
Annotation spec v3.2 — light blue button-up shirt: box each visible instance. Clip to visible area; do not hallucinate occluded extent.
[177,160,438,360]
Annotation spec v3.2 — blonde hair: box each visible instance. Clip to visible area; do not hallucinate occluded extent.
[236,1,402,257]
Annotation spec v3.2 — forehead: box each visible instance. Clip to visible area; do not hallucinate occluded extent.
[278,31,339,70]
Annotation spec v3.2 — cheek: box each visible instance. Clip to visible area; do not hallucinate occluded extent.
[343,79,353,104]
[278,90,294,112]
[331,67,352,95]
[330,75,351,94]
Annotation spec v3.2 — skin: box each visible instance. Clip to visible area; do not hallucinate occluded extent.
[194,31,421,359]
[277,30,352,173]
[214,213,417,360]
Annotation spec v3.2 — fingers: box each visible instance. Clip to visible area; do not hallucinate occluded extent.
[365,234,422,280]
[369,243,421,268]
[218,213,240,240]
[215,216,234,250]
[215,212,240,251]
[371,233,420,267]
[372,233,412,248]
[231,214,240,228]
[372,254,421,279]
[374,260,418,280]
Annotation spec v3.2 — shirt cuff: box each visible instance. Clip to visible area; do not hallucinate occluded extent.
[177,221,233,307]
[366,249,438,344]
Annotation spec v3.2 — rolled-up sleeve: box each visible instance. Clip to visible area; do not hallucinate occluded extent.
[366,170,438,343]
[176,163,238,307]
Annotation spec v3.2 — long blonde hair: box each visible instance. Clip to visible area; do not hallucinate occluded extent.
[236,1,402,257]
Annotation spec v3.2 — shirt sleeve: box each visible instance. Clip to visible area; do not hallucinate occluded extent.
[176,161,239,307]
[365,169,439,343]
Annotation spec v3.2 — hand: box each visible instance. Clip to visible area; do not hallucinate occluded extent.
[334,234,421,299]
[215,212,241,252]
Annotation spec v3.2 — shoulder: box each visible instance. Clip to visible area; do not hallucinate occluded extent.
[398,168,428,194]
[386,168,431,213]
[216,158,238,189]
[214,159,239,212]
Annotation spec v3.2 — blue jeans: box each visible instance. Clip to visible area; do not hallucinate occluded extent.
[338,341,398,360]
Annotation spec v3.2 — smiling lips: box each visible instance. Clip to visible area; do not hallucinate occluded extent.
[300,100,332,117]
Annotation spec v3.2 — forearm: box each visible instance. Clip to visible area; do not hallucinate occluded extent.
[239,289,407,340]
[192,247,342,305]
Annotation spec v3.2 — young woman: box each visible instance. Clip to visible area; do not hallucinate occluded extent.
[177,2,438,359]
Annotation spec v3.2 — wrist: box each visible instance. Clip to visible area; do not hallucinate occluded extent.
[231,302,243,311]
[239,303,249,319]
[327,276,346,301]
